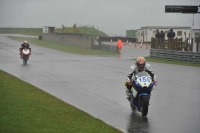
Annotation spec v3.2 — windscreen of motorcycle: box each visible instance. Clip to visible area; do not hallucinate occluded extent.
[22,48,30,55]
[135,71,152,88]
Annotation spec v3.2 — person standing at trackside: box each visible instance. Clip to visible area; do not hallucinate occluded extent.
[167,28,176,50]
[124,57,157,101]
[19,40,31,58]
[160,31,165,49]
[155,29,161,48]
[117,39,122,54]
[155,29,161,38]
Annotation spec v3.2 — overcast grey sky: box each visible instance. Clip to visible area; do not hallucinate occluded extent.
[0,0,199,36]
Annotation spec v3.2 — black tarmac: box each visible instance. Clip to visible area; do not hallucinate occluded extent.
[0,35,200,133]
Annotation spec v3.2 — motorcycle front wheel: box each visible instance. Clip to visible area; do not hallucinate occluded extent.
[23,55,29,65]
[140,96,149,116]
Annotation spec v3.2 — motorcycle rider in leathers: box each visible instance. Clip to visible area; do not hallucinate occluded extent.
[125,57,157,100]
[19,40,31,58]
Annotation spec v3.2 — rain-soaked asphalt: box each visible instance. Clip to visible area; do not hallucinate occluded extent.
[0,34,200,133]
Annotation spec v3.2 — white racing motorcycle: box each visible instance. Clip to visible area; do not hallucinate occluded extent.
[129,71,154,116]
[21,48,31,65]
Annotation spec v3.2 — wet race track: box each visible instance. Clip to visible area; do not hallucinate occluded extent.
[0,34,200,133]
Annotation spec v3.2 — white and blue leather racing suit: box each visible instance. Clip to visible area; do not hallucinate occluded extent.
[125,63,157,99]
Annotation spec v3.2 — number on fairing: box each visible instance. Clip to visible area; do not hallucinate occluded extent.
[139,77,150,83]
[137,76,151,87]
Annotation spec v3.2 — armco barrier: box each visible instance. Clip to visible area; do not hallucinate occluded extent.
[150,48,200,63]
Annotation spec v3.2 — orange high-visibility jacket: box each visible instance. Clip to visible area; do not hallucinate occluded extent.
[117,39,122,48]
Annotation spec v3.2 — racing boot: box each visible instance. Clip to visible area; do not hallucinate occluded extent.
[125,82,132,101]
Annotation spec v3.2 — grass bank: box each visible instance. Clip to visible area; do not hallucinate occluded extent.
[8,36,117,56]
[56,27,108,37]
[0,27,108,37]
[0,28,42,36]
[144,56,200,67]
[0,70,122,133]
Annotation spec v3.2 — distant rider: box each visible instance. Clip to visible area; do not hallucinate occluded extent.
[19,40,31,58]
[124,57,157,100]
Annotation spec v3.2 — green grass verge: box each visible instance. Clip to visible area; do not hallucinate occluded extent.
[144,56,200,67]
[56,27,108,37]
[0,27,108,37]
[0,28,42,36]
[8,36,117,56]
[0,70,122,133]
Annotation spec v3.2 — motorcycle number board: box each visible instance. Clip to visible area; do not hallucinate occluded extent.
[137,76,151,87]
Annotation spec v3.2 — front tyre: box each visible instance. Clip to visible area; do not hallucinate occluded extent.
[23,55,29,65]
[140,96,149,116]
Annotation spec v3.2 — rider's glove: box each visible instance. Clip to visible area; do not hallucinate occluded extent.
[153,79,157,86]
[126,77,133,86]
[129,80,133,86]
[126,77,130,83]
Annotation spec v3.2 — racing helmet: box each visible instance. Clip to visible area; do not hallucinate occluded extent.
[135,57,146,71]
[24,40,28,44]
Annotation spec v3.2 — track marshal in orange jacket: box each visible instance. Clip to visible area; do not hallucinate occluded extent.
[117,39,122,54]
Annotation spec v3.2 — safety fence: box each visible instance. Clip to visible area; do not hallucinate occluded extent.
[151,37,199,52]
[150,48,200,63]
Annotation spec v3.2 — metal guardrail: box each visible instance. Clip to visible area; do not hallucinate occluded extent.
[150,48,200,63]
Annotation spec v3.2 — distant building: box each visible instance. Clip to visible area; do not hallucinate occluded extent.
[191,28,200,52]
[43,26,55,34]
[136,26,191,42]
